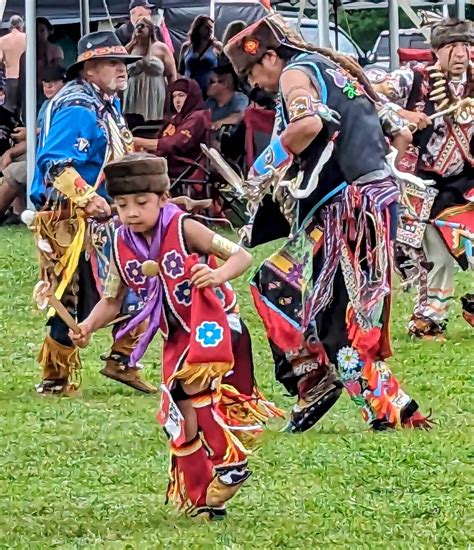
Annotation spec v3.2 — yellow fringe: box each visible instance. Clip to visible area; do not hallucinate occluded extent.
[219,385,285,448]
[166,454,189,510]
[33,207,86,313]
[253,387,286,419]
[171,361,233,390]
[225,420,260,449]
[52,214,86,305]
[167,439,205,511]
[37,334,82,384]
[220,388,263,448]
[210,407,250,460]
[222,423,246,464]
[221,385,285,421]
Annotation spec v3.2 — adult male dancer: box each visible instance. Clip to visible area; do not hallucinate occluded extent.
[30,31,155,395]
[222,14,432,431]
[372,18,473,339]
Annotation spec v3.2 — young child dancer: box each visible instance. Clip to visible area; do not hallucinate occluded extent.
[70,153,280,519]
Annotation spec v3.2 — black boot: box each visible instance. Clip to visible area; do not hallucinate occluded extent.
[286,366,343,433]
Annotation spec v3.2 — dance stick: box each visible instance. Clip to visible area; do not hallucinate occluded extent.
[408,97,473,132]
[47,292,81,334]
[33,281,81,334]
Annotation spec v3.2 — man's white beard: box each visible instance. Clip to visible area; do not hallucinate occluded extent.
[108,77,128,92]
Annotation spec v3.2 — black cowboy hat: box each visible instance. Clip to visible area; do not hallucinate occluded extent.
[42,64,67,83]
[67,31,141,80]
[213,53,234,75]
[212,53,241,90]
[129,0,155,10]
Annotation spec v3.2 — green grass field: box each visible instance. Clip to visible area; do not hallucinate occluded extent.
[0,226,472,549]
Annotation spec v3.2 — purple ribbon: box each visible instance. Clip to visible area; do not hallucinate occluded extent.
[115,202,181,366]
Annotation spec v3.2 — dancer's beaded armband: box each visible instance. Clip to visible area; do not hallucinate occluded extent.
[51,165,98,207]
[210,234,240,259]
[251,135,293,178]
[287,95,341,125]
[378,102,410,135]
[250,96,339,178]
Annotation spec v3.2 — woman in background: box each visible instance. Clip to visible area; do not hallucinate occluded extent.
[178,16,221,99]
[124,16,176,124]
[134,77,210,179]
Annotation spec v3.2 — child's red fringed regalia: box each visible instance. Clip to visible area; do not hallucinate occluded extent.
[114,204,282,517]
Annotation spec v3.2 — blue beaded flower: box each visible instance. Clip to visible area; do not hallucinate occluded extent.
[214,287,226,304]
[196,321,224,348]
[162,250,184,279]
[174,280,192,306]
[125,259,146,286]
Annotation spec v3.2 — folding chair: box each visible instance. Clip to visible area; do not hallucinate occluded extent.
[168,132,249,225]
[132,121,164,139]
[193,106,276,224]
[242,107,275,175]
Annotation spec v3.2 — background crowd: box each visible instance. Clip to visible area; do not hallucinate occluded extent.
[0,0,277,225]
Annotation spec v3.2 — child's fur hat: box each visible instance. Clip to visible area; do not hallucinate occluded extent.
[105,153,170,197]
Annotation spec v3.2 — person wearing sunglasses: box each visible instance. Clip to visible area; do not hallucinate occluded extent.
[206,57,249,131]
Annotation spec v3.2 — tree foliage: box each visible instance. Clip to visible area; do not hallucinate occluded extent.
[338,8,419,51]
[338,5,473,52]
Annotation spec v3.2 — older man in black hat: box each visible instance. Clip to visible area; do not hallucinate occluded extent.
[29,31,156,396]
[372,18,473,340]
